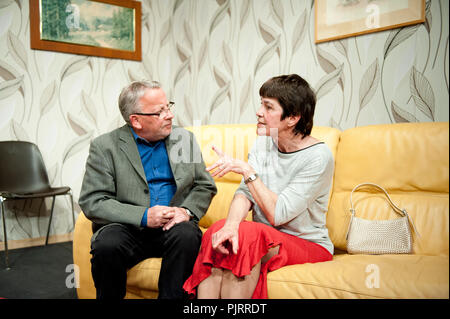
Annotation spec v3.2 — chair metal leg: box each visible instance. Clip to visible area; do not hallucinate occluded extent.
[45,196,56,245]
[1,197,10,270]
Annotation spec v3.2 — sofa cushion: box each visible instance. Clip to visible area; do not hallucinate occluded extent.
[126,258,161,295]
[267,253,449,298]
[327,122,449,255]
[200,181,252,228]
[189,123,257,184]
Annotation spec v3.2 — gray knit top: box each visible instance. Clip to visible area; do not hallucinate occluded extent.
[235,136,334,255]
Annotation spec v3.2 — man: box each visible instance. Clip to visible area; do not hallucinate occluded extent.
[79,81,216,299]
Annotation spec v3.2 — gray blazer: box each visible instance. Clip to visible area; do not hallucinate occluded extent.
[79,124,217,227]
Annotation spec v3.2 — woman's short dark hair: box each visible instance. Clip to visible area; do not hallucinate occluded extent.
[259,74,316,136]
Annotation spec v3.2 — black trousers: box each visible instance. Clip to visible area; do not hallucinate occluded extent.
[90,220,202,299]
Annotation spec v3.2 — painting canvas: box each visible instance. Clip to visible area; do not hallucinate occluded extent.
[315,0,425,43]
[30,0,141,61]
[40,0,135,51]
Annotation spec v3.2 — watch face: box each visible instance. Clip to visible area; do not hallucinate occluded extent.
[245,173,257,184]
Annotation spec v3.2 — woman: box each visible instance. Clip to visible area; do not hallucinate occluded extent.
[183,74,334,299]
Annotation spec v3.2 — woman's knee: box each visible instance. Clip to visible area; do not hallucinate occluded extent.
[261,245,280,264]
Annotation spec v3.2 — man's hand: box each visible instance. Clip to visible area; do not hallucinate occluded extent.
[147,205,175,228]
[162,207,191,231]
[147,206,191,230]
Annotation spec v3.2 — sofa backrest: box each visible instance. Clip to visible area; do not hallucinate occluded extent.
[327,122,449,256]
[187,124,256,228]
[188,124,341,229]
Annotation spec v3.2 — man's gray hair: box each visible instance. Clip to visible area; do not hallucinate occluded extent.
[118,80,162,125]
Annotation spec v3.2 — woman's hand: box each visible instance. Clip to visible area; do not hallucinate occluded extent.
[211,224,239,255]
[206,145,253,178]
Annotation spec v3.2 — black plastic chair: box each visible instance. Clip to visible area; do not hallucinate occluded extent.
[0,141,75,269]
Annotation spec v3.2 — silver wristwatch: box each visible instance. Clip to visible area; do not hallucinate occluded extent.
[184,208,194,219]
[244,173,258,184]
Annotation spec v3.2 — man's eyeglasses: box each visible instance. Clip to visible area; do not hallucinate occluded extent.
[133,102,175,118]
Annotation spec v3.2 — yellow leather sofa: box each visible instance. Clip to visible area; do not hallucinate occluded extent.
[73,122,449,299]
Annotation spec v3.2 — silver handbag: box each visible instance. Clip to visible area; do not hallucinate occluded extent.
[345,183,420,255]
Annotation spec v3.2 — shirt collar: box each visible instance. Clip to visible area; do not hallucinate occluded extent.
[130,127,160,146]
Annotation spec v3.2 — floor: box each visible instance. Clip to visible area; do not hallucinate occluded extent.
[0,241,77,299]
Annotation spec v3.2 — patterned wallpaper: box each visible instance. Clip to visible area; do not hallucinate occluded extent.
[0,0,448,241]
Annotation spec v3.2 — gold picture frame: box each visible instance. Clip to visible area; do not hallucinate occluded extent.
[315,0,425,43]
[30,0,141,61]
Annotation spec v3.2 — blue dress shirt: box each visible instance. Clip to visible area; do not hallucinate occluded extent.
[131,129,177,227]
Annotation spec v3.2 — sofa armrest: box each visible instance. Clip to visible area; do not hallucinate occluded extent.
[73,211,96,299]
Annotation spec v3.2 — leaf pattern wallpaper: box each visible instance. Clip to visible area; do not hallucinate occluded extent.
[0,0,448,241]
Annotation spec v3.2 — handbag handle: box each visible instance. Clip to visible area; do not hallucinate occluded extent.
[348,182,420,238]
[350,183,405,217]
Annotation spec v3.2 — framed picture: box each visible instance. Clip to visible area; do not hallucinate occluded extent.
[315,0,425,43]
[30,0,141,61]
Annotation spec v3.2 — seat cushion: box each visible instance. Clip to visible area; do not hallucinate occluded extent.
[126,258,162,295]
[126,254,450,299]
[267,253,449,299]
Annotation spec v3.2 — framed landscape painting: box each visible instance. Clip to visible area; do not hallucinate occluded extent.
[315,0,425,43]
[30,0,141,61]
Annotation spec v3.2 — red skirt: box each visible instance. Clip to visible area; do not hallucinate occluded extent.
[183,219,332,299]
